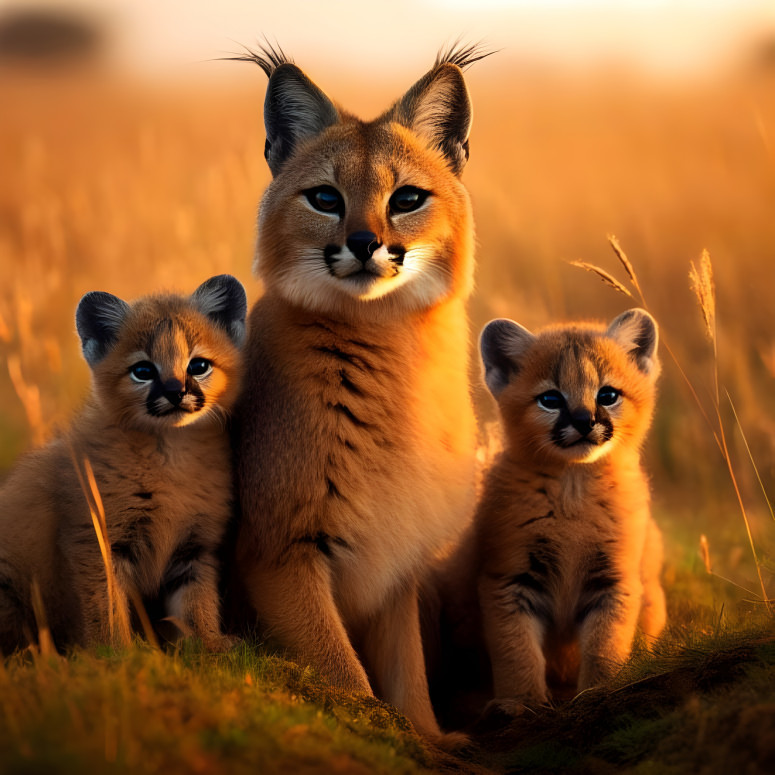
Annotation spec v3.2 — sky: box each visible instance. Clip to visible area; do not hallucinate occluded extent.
[15,0,775,81]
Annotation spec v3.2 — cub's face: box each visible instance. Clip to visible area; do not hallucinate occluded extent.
[76,276,247,433]
[247,46,482,318]
[480,310,660,466]
[258,122,472,315]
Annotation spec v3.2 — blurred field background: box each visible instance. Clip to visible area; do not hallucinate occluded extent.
[1,2,774,623]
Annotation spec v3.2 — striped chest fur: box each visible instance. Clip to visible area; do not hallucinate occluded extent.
[236,296,476,616]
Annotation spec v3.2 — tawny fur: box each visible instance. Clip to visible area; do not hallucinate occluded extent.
[0,276,246,654]
[472,309,666,712]
[231,46,485,740]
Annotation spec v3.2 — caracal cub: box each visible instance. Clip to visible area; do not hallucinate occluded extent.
[476,308,666,711]
[0,276,246,654]
[232,44,487,740]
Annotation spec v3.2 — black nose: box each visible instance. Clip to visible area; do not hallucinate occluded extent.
[163,378,186,406]
[346,231,381,264]
[570,409,595,436]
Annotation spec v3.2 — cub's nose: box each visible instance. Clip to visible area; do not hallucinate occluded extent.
[569,409,595,436]
[346,231,381,264]
[162,378,186,406]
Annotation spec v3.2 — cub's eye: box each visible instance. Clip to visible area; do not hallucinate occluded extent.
[597,386,621,407]
[304,186,343,215]
[130,361,157,383]
[537,390,565,410]
[389,186,430,214]
[188,358,212,378]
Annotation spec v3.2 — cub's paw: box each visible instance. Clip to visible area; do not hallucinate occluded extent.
[476,697,532,729]
[203,633,240,653]
[431,730,472,753]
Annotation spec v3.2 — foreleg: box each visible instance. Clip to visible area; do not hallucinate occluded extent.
[242,543,372,694]
[479,573,549,709]
[577,579,641,690]
[163,546,235,652]
[359,579,447,740]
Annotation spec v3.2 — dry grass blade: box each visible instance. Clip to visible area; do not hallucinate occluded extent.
[0,308,10,343]
[727,390,774,523]
[7,355,45,446]
[29,578,55,657]
[607,234,641,292]
[699,535,712,574]
[712,401,772,612]
[689,249,716,348]
[126,586,159,650]
[84,457,132,646]
[70,451,132,647]
[569,260,634,298]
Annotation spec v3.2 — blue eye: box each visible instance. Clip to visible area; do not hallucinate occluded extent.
[597,387,621,407]
[389,186,429,214]
[537,390,564,410]
[130,361,156,382]
[188,358,212,377]
[304,186,343,214]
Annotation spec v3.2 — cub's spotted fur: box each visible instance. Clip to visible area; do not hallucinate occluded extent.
[230,44,486,741]
[0,276,246,653]
[475,308,666,710]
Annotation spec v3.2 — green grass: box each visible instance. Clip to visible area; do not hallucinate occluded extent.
[476,623,775,774]
[0,641,432,775]
[2,593,772,774]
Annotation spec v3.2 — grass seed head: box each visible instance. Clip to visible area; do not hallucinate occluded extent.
[689,249,716,345]
[607,233,638,287]
[570,260,634,298]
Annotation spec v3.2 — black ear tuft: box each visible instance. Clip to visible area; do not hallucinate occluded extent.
[480,318,536,398]
[76,291,131,367]
[191,275,248,346]
[606,308,660,376]
[386,43,492,176]
[434,41,495,71]
[229,41,293,77]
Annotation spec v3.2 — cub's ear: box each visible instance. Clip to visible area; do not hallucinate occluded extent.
[480,318,536,398]
[387,44,490,176]
[607,308,659,376]
[192,275,248,346]
[76,291,131,367]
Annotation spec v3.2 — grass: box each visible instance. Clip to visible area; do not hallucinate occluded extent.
[0,613,772,773]
[0,641,433,774]
[478,626,775,774]
[1,55,774,773]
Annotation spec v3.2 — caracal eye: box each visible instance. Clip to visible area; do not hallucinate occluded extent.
[304,185,343,214]
[597,386,621,407]
[537,390,565,410]
[187,358,212,378]
[130,361,157,383]
[388,186,429,214]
